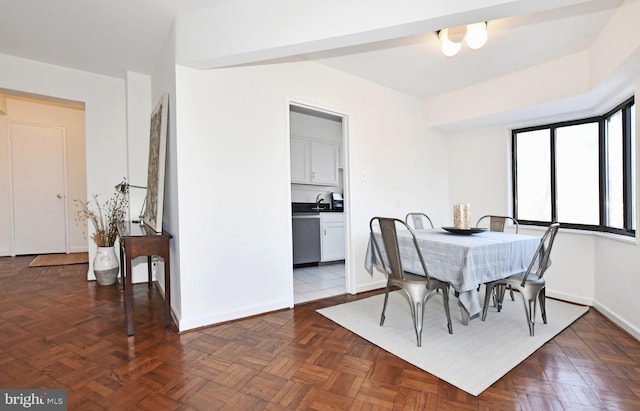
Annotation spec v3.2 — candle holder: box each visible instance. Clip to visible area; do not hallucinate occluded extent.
[453,204,471,229]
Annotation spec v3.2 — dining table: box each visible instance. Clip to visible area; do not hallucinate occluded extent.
[365,227,541,324]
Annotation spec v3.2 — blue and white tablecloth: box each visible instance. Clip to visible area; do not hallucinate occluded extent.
[365,228,541,319]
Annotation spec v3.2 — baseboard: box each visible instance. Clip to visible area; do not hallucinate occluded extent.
[548,289,640,341]
[0,248,87,257]
[69,246,88,253]
[356,278,387,294]
[177,298,291,332]
[545,289,593,306]
[593,300,640,341]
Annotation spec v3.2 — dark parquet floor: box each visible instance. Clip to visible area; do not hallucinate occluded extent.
[1,255,639,410]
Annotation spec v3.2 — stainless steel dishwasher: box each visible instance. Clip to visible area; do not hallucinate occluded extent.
[292,213,321,265]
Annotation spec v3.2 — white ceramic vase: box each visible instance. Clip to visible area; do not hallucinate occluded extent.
[93,246,119,286]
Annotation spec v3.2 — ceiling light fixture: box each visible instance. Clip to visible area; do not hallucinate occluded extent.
[437,22,488,57]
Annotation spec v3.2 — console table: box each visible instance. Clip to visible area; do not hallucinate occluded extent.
[117,221,173,336]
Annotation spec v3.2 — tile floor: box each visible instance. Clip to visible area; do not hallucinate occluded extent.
[293,261,345,304]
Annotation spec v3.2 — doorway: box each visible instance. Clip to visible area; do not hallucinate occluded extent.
[1,92,87,257]
[289,103,348,304]
[10,122,67,254]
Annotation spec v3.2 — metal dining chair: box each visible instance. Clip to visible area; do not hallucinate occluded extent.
[481,223,560,336]
[476,215,519,233]
[369,217,453,346]
[405,212,434,230]
[477,214,520,303]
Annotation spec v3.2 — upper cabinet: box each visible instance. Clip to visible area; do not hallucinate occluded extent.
[290,137,310,183]
[291,136,339,186]
[310,140,339,185]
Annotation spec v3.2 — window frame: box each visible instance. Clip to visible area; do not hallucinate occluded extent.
[512,96,635,236]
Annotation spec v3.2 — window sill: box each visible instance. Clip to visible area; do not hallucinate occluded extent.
[519,225,637,245]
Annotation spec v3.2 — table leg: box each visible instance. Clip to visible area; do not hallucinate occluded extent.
[147,256,152,287]
[125,249,135,336]
[163,246,171,329]
[119,245,125,291]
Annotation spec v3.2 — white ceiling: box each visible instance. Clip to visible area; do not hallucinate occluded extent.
[0,0,228,77]
[0,0,626,99]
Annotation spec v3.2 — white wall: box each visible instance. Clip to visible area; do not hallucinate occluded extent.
[152,27,180,319]
[125,72,151,221]
[123,71,167,285]
[594,235,640,337]
[591,77,640,339]
[173,61,449,331]
[0,53,128,279]
[446,127,512,219]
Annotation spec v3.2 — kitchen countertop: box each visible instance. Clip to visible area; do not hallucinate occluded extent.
[292,202,343,214]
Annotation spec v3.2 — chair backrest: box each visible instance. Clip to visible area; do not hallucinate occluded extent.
[369,217,430,281]
[476,215,519,233]
[405,212,434,230]
[522,222,560,284]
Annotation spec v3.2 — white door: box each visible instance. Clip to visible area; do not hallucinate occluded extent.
[10,122,67,255]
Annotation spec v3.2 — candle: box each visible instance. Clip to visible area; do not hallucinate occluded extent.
[453,204,471,229]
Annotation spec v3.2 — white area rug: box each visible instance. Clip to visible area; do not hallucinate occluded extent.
[317,290,588,396]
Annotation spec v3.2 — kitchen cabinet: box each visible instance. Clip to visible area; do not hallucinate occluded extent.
[320,212,345,262]
[290,136,339,186]
[290,137,309,183]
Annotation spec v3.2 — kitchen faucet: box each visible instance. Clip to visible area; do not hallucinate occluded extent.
[315,193,325,208]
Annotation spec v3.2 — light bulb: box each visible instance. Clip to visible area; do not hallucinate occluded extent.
[447,26,467,43]
[441,38,461,57]
[438,28,449,42]
[466,22,488,50]
[438,29,461,57]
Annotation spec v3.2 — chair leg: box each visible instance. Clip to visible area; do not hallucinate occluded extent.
[494,285,514,306]
[482,282,496,321]
[412,300,424,347]
[441,285,453,334]
[538,287,547,324]
[380,283,391,326]
[482,282,505,320]
[403,284,435,347]
[386,283,452,346]
[495,284,507,312]
[403,287,428,347]
[518,285,544,337]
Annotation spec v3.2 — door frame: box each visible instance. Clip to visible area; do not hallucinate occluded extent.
[287,99,353,298]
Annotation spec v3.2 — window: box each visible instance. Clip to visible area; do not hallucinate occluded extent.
[606,109,624,228]
[512,97,635,235]
[514,129,551,221]
[556,122,599,225]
